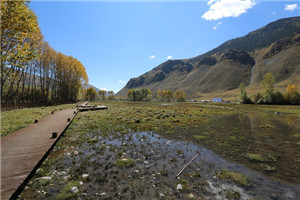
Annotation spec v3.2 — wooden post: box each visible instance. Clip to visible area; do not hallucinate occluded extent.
[51,132,57,138]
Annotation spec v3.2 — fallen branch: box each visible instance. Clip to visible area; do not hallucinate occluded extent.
[176,152,200,177]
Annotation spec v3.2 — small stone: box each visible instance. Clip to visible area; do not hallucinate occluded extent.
[82,174,89,178]
[144,161,149,164]
[79,181,83,185]
[177,184,183,190]
[100,192,106,196]
[58,171,67,176]
[159,193,165,197]
[73,151,79,155]
[69,186,79,194]
[36,176,51,180]
[188,193,195,199]
[134,170,139,173]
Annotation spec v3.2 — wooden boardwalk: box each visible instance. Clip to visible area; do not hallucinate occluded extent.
[76,101,108,112]
[0,109,77,200]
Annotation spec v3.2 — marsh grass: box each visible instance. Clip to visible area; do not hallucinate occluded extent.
[115,158,135,168]
[217,170,252,187]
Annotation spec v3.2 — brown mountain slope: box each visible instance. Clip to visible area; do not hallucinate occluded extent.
[116,17,300,99]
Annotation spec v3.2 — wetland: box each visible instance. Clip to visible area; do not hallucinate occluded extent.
[15,102,300,199]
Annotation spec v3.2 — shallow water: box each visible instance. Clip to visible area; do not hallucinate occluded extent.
[60,129,300,199]
[162,111,300,184]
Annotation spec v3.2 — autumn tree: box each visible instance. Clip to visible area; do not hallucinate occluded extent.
[108,90,114,100]
[284,84,300,104]
[156,89,162,101]
[174,90,186,102]
[1,0,41,106]
[86,87,97,101]
[127,88,152,101]
[238,82,252,104]
[98,90,107,100]
[262,72,275,103]
[1,0,88,108]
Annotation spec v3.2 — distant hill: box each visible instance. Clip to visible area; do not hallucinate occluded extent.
[82,83,100,92]
[116,17,300,99]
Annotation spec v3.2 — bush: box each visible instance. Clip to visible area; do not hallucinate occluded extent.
[252,92,263,104]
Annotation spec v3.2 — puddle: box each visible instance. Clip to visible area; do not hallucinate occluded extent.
[54,130,299,199]
[162,112,300,184]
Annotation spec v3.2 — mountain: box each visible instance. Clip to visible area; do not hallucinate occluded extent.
[116,17,300,99]
[82,83,100,92]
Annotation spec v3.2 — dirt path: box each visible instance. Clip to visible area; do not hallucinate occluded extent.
[1,109,77,200]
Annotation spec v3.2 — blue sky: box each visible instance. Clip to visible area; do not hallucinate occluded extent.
[30,0,300,93]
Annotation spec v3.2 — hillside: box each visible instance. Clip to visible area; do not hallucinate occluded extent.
[116,17,300,99]
[82,84,100,92]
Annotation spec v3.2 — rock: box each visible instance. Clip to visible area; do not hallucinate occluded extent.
[188,193,195,199]
[36,176,51,180]
[176,184,183,190]
[100,192,106,196]
[58,171,67,176]
[159,193,165,197]
[82,174,89,178]
[79,181,83,185]
[69,186,79,194]
[134,170,139,173]
[73,151,79,155]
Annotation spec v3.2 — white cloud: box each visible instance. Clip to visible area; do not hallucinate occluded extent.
[167,56,173,60]
[118,80,126,84]
[202,0,255,21]
[213,21,222,30]
[149,55,155,59]
[284,4,298,12]
[100,88,107,91]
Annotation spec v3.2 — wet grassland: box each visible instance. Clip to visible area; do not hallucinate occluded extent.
[18,102,300,199]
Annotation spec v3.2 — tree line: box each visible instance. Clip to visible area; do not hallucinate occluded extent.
[83,88,115,101]
[239,72,300,105]
[1,1,88,109]
[127,88,186,102]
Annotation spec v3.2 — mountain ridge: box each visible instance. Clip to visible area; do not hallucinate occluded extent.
[116,17,300,99]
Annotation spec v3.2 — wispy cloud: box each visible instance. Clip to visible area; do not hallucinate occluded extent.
[202,0,255,21]
[284,4,298,12]
[149,55,155,59]
[118,80,126,84]
[100,88,107,91]
[213,21,222,30]
[272,11,276,15]
[167,56,173,60]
